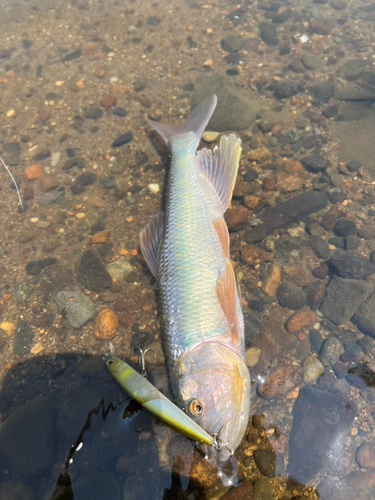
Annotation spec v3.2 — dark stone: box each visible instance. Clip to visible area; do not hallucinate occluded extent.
[328,251,375,280]
[337,60,367,80]
[312,263,329,279]
[309,329,323,354]
[332,362,347,379]
[346,160,361,172]
[111,133,133,148]
[100,178,115,189]
[279,44,290,56]
[288,386,356,483]
[259,22,278,46]
[301,154,331,172]
[2,142,21,156]
[244,313,263,346]
[312,81,336,103]
[272,7,293,23]
[288,59,306,73]
[309,236,330,259]
[33,149,51,161]
[62,158,79,171]
[253,448,276,477]
[147,16,160,26]
[85,108,103,120]
[61,49,82,62]
[134,76,147,91]
[112,107,128,117]
[221,35,246,53]
[304,281,325,310]
[347,363,375,388]
[345,236,360,251]
[77,249,112,292]
[74,172,97,186]
[352,292,375,339]
[322,105,339,118]
[320,276,373,324]
[224,53,242,66]
[182,83,194,91]
[302,136,319,150]
[277,282,306,310]
[248,300,264,312]
[25,257,56,276]
[71,185,86,195]
[334,218,357,237]
[357,336,373,354]
[328,236,345,249]
[0,396,56,479]
[274,80,298,99]
[13,319,34,356]
[244,167,258,183]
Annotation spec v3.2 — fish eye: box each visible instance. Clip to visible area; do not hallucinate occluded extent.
[189,399,203,416]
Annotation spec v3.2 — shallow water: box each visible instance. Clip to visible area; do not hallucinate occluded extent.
[0,0,375,499]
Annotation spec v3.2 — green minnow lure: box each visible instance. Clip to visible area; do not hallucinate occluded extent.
[140,95,251,462]
[106,356,214,445]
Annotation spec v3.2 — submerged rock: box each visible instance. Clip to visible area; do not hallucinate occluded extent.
[352,292,375,338]
[288,386,356,483]
[54,291,96,329]
[77,248,113,292]
[328,251,375,280]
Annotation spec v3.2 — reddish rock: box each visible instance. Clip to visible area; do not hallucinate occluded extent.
[40,177,59,192]
[282,160,303,173]
[94,309,118,339]
[23,186,34,200]
[38,109,50,122]
[221,480,252,499]
[312,263,329,279]
[346,471,375,491]
[92,231,110,244]
[241,244,273,267]
[310,20,332,35]
[100,94,117,108]
[243,195,259,209]
[356,442,375,470]
[224,206,251,232]
[262,175,275,192]
[321,212,337,231]
[119,313,136,327]
[286,310,317,334]
[277,172,302,192]
[257,364,303,399]
[24,163,44,181]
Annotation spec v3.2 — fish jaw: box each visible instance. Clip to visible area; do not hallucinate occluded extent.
[174,341,251,459]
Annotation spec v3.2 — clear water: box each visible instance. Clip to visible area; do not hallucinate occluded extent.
[0,0,374,499]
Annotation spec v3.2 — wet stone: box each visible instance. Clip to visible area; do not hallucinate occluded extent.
[334,218,357,237]
[244,312,263,346]
[274,80,298,99]
[337,59,367,80]
[77,248,113,292]
[39,189,65,206]
[14,279,34,303]
[309,236,330,259]
[62,158,78,171]
[332,362,347,379]
[301,154,330,172]
[352,292,375,339]
[100,178,116,189]
[85,107,103,120]
[356,442,375,470]
[328,251,375,280]
[312,81,335,102]
[288,386,356,483]
[113,107,127,117]
[303,355,324,384]
[309,329,324,354]
[286,310,317,334]
[346,159,361,172]
[259,22,278,46]
[0,396,56,479]
[75,172,97,186]
[345,235,360,251]
[304,281,325,310]
[253,477,274,500]
[257,365,303,399]
[320,337,344,366]
[328,236,345,249]
[357,226,375,240]
[111,132,133,148]
[13,319,33,356]
[243,167,258,183]
[320,276,373,324]
[312,262,329,279]
[54,291,96,329]
[253,448,276,477]
[25,257,56,276]
[301,53,323,70]
[277,281,306,310]
[71,185,85,195]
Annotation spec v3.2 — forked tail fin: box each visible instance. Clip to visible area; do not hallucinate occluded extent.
[148,95,217,151]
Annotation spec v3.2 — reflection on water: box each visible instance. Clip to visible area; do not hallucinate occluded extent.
[0,0,375,498]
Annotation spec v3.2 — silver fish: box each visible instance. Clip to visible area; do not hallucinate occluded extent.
[140,95,250,461]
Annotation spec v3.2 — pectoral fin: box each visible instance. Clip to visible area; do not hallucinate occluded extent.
[140,212,164,277]
[216,259,240,345]
[213,217,229,259]
[196,134,242,212]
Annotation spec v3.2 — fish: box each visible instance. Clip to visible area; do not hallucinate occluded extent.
[105,356,215,445]
[140,95,251,461]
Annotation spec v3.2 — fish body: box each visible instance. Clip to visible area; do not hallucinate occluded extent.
[141,96,250,459]
[106,356,214,445]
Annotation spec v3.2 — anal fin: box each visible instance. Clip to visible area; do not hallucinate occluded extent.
[140,212,164,278]
[216,259,240,345]
[196,134,242,212]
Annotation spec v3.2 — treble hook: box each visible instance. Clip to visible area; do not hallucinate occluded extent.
[133,346,156,377]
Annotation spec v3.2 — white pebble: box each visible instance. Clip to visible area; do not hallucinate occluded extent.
[51,152,61,167]
[148,183,160,194]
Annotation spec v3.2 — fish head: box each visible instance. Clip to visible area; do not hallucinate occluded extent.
[176,342,250,460]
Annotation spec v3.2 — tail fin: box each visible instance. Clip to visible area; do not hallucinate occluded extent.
[148,95,217,151]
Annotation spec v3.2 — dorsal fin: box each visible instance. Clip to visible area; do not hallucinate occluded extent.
[140,212,164,278]
[196,134,242,212]
[148,95,217,151]
[213,217,229,259]
[216,259,240,344]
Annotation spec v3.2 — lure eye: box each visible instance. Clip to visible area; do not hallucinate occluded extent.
[189,399,203,417]
[107,360,113,366]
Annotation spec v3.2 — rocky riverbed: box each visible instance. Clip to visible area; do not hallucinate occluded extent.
[1,0,375,499]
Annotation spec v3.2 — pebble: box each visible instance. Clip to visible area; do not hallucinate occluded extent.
[288,386,356,483]
[257,365,303,399]
[352,291,375,339]
[301,154,330,172]
[75,172,97,186]
[309,236,330,259]
[113,107,128,117]
[320,337,344,366]
[106,258,134,282]
[277,172,302,192]
[15,279,34,303]
[13,319,34,356]
[40,176,59,192]
[253,448,276,477]
[54,291,96,329]
[302,355,324,384]
[39,189,65,206]
[201,131,220,143]
[334,218,357,237]
[321,212,337,231]
[244,313,263,346]
[95,66,107,77]
[111,133,133,148]
[224,207,251,232]
[0,321,15,336]
[92,231,110,244]
[309,328,323,354]
[337,59,368,80]
[94,309,119,339]
[346,159,361,172]
[241,244,273,267]
[274,80,298,99]
[245,347,261,367]
[309,19,332,35]
[51,152,61,167]
[244,195,259,209]
[259,22,278,45]
[301,53,323,70]
[23,163,43,181]
[312,81,335,103]
[320,276,373,324]
[304,280,325,310]
[221,35,246,53]
[277,281,306,310]
[25,258,56,276]
[77,248,113,292]
[148,183,159,194]
[248,146,272,163]
[328,251,375,280]
[286,310,317,334]
[85,107,103,120]
[100,178,115,189]
[100,94,117,108]
[356,442,375,470]
[282,159,302,173]
[261,261,281,296]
